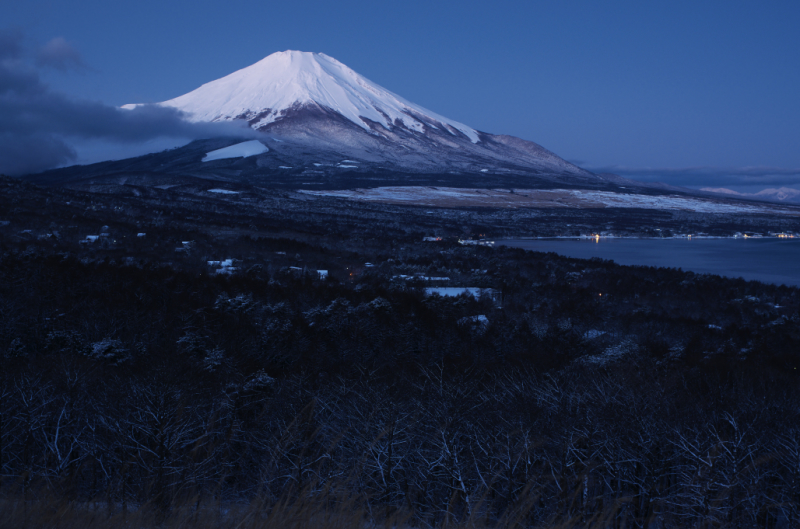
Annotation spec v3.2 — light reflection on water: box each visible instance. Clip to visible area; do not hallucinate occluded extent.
[499,238,800,287]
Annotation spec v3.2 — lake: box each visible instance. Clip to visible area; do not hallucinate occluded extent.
[498,238,800,287]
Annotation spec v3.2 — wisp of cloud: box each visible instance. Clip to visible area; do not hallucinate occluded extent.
[35,37,88,72]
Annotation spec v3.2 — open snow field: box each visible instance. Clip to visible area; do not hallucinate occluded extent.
[299,187,800,215]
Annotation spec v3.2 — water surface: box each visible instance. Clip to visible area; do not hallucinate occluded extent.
[499,238,800,287]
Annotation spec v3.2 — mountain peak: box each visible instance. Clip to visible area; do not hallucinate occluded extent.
[126,50,480,143]
[115,51,599,182]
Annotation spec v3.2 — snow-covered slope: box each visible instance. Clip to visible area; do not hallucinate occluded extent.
[124,50,479,143]
[202,140,268,162]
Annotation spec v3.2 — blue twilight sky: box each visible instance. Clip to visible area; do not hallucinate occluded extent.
[2,0,800,191]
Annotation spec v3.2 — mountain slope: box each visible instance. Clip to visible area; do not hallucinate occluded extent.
[28,136,618,191]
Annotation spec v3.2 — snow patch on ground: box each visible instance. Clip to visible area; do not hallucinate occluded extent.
[208,259,237,274]
[584,329,606,340]
[580,339,639,366]
[208,189,240,194]
[425,287,486,298]
[459,315,488,324]
[202,140,268,162]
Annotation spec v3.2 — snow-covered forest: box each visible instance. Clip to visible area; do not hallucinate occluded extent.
[1,245,799,527]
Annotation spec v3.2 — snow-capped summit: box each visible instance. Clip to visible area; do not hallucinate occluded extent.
[124,50,479,143]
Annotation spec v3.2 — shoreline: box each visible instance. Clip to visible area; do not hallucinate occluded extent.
[499,235,800,241]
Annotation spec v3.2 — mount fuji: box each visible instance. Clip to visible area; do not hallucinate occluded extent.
[32,51,633,190]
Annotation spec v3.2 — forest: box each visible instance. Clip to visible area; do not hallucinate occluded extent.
[1,175,800,528]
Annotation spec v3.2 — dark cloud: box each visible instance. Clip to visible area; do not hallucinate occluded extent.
[35,37,87,72]
[0,133,76,175]
[588,165,800,189]
[0,59,42,96]
[0,28,256,176]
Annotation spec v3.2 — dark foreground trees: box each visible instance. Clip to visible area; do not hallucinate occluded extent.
[1,363,798,528]
[1,247,799,528]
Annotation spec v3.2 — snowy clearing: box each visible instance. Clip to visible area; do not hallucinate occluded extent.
[208,189,240,195]
[202,140,268,162]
